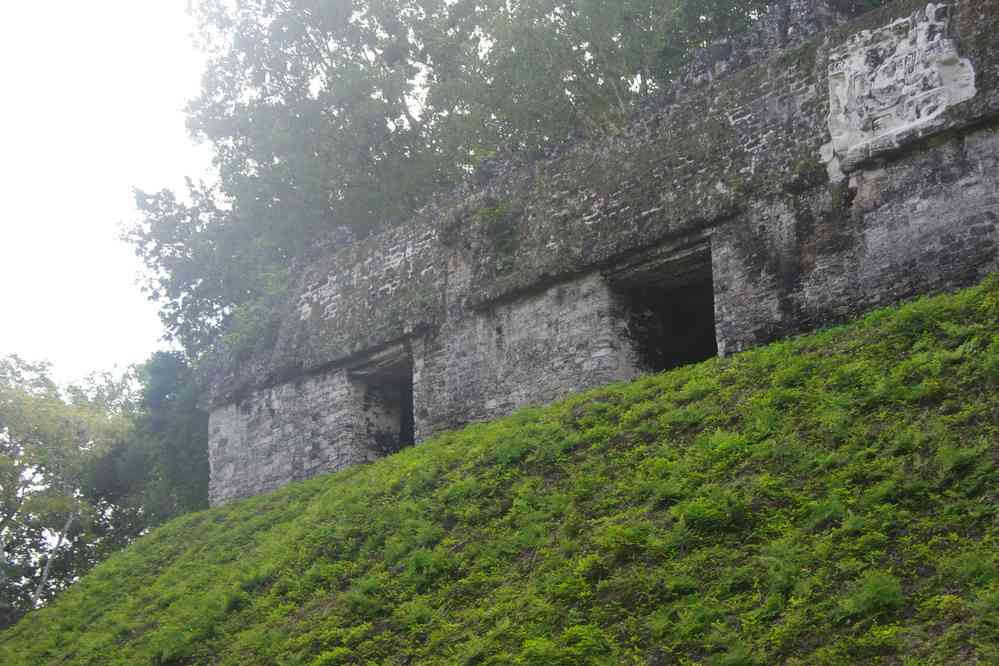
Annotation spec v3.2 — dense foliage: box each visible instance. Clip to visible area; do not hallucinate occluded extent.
[0,354,209,628]
[0,358,132,626]
[130,0,782,358]
[87,353,210,528]
[3,276,996,664]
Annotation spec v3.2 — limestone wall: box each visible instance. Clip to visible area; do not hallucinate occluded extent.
[415,273,643,440]
[712,124,999,354]
[208,369,369,505]
[208,0,999,505]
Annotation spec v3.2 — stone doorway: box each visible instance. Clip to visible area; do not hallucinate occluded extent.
[349,345,416,456]
[610,243,718,372]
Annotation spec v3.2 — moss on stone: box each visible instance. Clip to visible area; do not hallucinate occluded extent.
[786,154,830,194]
[473,198,524,273]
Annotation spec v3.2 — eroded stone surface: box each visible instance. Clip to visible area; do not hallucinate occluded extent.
[825,2,977,176]
[208,369,373,506]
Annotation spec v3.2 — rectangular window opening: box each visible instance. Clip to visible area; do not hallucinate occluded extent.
[612,245,718,373]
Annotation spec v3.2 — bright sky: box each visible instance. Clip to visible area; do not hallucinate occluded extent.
[0,2,213,386]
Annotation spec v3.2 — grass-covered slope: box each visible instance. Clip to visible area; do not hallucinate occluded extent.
[4,279,999,665]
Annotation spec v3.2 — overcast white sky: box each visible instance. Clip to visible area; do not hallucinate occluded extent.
[0,2,212,386]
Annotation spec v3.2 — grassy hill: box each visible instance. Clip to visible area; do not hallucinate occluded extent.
[3,277,998,665]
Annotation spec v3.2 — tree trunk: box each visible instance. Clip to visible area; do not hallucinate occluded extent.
[30,511,76,608]
[0,531,7,586]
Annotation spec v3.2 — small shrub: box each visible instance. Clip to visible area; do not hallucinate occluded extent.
[674,600,725,641]
[393,599,435,630]
[518,637,563,665]
[939,550,997,587]
[343,576,385,619]
[671,487,746,532]
[593,520,653,562]
[560,624,614,660]
[837,571,905,622]
[803,497,846,532]
[935,443,982,479]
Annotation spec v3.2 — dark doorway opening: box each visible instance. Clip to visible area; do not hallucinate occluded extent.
[350,347,415,456]
[612,245,718,373]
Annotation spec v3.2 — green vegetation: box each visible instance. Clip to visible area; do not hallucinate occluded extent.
[0,357,132,625]
[3,276,998,665]
[474,199,524,273]
[0,353,208,629]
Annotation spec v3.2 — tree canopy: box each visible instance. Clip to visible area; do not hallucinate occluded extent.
[0,354,208,628]
[0,357,131,625]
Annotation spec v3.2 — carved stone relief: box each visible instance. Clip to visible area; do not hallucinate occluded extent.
[824,3,976,176]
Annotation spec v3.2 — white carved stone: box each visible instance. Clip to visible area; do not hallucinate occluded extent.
[824,3,976,176]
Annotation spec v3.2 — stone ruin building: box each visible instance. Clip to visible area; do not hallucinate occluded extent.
[207,0,999,505]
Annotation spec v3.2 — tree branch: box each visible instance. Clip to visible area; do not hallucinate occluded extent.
[30,510,76,608]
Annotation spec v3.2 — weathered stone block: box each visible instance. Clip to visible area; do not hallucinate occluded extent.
[824,2,977,177]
